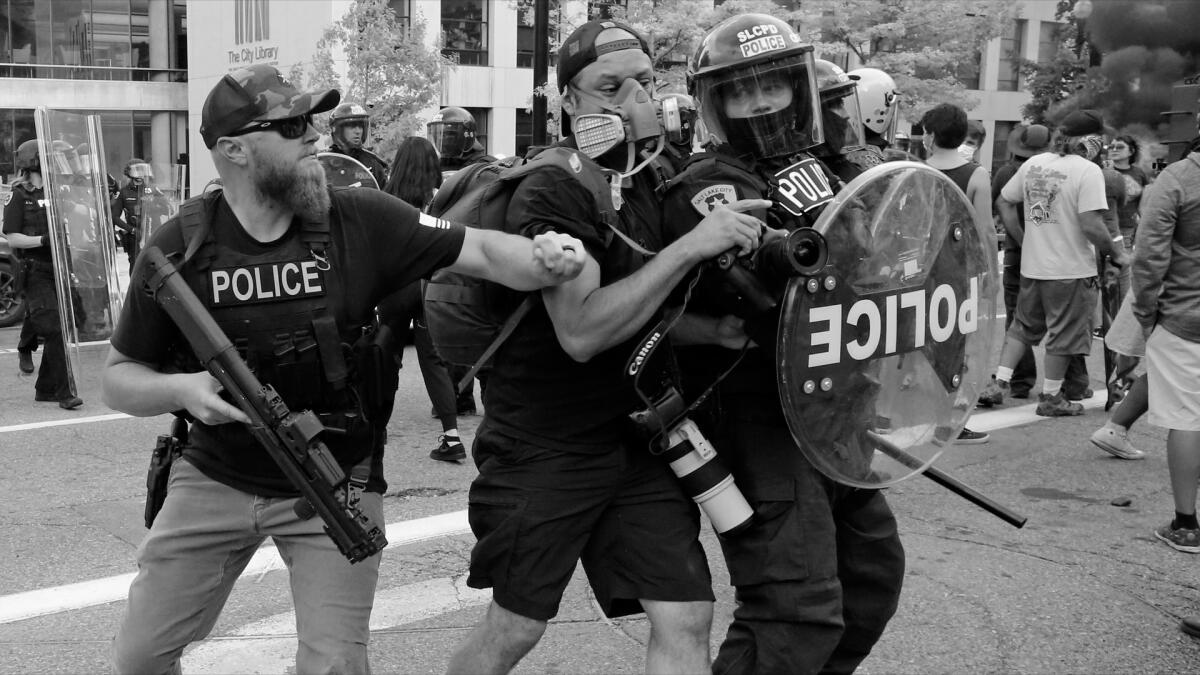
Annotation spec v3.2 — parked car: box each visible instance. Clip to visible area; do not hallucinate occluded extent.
[0,182,27,328]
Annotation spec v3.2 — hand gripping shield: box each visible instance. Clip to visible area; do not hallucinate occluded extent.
[317,152,379,190]
[777,161,999,488]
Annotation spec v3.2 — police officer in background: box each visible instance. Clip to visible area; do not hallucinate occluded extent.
[663,14,904,674]
[100,64,586,674]
[811,58,883,183]
[328,102,389,187]
[113,158,171,269]
[2,140,83,409]
[427,106,496,175]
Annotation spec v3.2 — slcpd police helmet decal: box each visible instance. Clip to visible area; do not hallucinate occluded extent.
[735,22,803,58]
[690,184,738,215]
[776,161,999,490]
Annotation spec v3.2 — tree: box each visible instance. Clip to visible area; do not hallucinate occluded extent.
[803,0,1016,118]
[1018,0,1105,125]
[301,0,452,161]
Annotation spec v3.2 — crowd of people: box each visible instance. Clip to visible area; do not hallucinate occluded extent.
[5,8,1199,673]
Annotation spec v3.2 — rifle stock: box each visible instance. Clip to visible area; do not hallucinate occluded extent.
[141,246,387,563]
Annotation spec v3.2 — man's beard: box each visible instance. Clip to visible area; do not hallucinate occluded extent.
[254,152,329,222]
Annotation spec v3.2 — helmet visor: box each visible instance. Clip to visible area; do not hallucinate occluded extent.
[694,52,823,158]
[822,88,867,152]
[428,121,468,158]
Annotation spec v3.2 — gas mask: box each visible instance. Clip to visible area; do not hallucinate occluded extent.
[569,78,683,178]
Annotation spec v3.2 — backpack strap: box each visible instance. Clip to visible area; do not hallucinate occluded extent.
[178,189,223,269]
[298,189,333,268]
[454,295,535,395]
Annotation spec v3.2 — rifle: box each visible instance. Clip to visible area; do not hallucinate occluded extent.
[140,246,388,563]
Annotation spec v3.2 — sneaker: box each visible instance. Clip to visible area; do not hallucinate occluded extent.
[58,396,83,410]
[17,351,34,374]
[1035,392,1084,417]
[977,376,1009,408]
[1064,388,1093,401]
[430,435,466,462]
[1090,425,1145,460]
[954,428,990,444]
[1154,522,1200,553]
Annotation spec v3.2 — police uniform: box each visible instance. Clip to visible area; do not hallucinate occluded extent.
[664,147,904,675]
[2,180,73,402]
[114,179,171,267]
[109,187,465,673]
[329,143,388,188]
[464,136,714,622]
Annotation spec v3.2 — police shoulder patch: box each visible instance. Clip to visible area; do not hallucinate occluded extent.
[2,191,11,207]
[690,184,738,216]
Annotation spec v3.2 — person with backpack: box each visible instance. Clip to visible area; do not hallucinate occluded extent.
[99,64,587,675]
[446,20,768,675]
[659,14,905,673]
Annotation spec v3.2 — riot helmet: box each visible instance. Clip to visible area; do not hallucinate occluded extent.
[329,102,371,150]
[47,140,80,176]
[15,139,40,173]
[813,59,866,154]
[688,13,823,159]
[124,157,153,182]
[847,67,900,146]
[426,106,477,159]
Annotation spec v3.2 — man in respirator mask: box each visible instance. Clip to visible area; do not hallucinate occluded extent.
[446,19,769,675]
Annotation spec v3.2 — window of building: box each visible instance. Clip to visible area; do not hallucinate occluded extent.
[442,0,487,66]
[588,0,625,20]
[516,0,561,69]
[992,120,1017,174]
[464,106,489,152]
[955,49,982,90]
[515,109,532,158]
[0,0,185,80]
[388,0,410,29]
[1037,20,1060,65]
[0,108,35,180]
[997,19,1025,92]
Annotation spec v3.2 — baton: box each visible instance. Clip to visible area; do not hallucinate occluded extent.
[866,429,1027,529]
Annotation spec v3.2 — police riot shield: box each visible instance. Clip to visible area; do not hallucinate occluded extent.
[318,152,379,189]
[777,161,999,488]
[34,108,124,396]
[130,161,185,253]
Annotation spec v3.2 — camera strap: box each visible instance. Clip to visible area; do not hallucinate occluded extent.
[623,268,753,448]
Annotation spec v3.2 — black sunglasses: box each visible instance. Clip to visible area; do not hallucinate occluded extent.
[226,113,312,140]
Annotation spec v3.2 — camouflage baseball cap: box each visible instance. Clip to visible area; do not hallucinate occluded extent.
[201,64,340,148]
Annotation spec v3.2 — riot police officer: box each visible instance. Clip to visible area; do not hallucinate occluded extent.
[847,66,901,151]
[114,158,171,269]
[427,106,495,174]
[663,14,904,674]
[328,102,389,187]
[812,59,883,183]
[2,139,83,409]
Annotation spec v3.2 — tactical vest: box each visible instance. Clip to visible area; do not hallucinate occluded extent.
[10,182,51,263]
[168,191,365,422]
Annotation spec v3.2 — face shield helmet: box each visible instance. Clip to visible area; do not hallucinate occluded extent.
[426,106,477,159]
[15,139,40,173]
[846,67,900,145]
[329,102,371,150]
[813,59,866,155]
[47,140,80,176]
[689,14,823,160]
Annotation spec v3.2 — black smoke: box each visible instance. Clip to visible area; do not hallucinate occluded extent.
[1081,0,1200,131]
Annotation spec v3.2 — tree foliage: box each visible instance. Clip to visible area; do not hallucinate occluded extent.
[803,0,1016,117]
[299,0,451,161]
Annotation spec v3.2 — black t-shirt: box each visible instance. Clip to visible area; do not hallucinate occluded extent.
[482,141,664,452]
[3,182,51,263]
[111,188,465,496]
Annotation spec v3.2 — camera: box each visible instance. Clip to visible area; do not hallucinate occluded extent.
[628,387,754,536]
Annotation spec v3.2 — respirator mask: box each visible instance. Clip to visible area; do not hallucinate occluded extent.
[570,78,685,178]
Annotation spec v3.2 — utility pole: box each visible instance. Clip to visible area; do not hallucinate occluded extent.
[532,0,549,146]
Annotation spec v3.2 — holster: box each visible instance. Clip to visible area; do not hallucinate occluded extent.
[144,416,188,528]
[353,323,398,422]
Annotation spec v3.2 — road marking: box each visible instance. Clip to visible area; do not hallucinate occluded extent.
[0,392,1107,625]
[0,510,470,624]
[0,412,130,434]
[181,577,490,673]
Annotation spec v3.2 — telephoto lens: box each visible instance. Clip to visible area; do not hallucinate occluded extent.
[663,419,754,535]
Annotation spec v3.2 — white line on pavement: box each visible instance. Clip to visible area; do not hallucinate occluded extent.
[180,577,491,673]
[0,391,1106,625]
[0,510,470,625]
[0,413,130,433]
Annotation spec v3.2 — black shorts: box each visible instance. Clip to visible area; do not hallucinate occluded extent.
[465,423,714,621]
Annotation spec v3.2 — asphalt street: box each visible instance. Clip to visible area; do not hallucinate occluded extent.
[1,323,1199,674]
